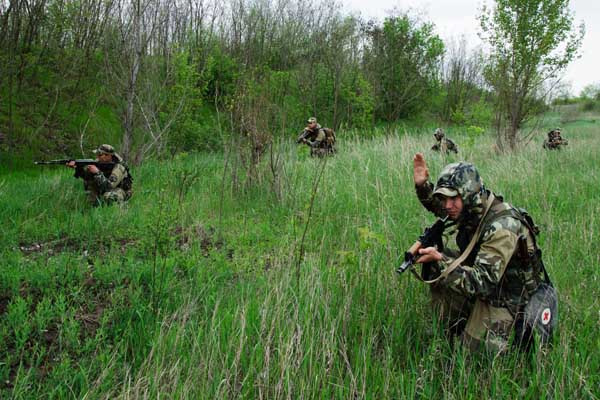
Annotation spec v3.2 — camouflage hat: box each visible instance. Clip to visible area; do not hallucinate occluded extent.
[93,144,115,155]
[434,128,445,138]
[307,117,317,124]
[433,162,484,209]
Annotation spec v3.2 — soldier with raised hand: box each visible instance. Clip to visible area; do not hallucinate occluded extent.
[67,144,133,206]
[296,117,336,156]
[431,128,458,154]
[411,153,552,353]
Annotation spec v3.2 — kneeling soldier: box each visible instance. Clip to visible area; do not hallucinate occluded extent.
[67,144,133,206]
[431,128,458,154]
[411,153,553,354]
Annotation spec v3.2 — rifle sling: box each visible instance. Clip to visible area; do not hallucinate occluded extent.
[411,193,496,285]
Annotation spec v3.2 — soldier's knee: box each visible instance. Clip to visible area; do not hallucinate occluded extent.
[102,190,125,203]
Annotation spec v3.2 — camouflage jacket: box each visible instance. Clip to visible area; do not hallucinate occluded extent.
[77,162,132,194]
[431,137,458,153]
[300,124,327,147]
[543,137,568,149]
[416,182,540,310]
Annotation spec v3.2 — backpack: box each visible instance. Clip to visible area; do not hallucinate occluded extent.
[322,128,336,146]
[496,207,557,346]
[119,161,134,192]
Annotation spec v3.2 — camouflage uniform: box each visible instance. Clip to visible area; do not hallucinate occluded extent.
[297,117,336,156]
[431,128,458,154]
[75,144,133,206]
[416,162,544,353]
[543,129,568,150]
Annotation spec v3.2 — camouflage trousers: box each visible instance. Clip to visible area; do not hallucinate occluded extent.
[543,140,567,150]
[430,285,514,354]
[87,188,130,206]
[310,145,336,157]
[431,142,458,154]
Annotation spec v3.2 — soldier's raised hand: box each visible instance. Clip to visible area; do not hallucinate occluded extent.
[413,153,429,186]
[66,161,76,169]
[87,165,100,174]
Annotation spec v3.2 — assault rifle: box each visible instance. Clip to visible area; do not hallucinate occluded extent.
[397,216,450,274]
[35,159,115,175]
[296,130,310,144]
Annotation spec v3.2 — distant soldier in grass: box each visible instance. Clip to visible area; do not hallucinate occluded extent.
[296,117,336,156]
[67,144,133,206]
[411,153,555,354]
[543,128,568,150]
[431,128,458,154]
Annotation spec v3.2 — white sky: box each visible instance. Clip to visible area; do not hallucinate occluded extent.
[343,0,598,95]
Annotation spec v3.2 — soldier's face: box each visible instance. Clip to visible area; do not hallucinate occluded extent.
[308,122,316,129]
[97,153,112,162]
[442,195,463,220]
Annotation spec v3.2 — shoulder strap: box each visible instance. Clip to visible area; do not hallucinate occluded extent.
[413,193,496,284]
[490,208,554,286]
[492,208,539,249]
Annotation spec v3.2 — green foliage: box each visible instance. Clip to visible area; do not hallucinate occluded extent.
[464,125,486,147]
[580,100,600,112]
[1,115,600,397]
[479,0,585,149]
[468,97,494,126]
[579,82,600,100]
[364,13,445,121]
[203,47,241,105]
[164,52,220,153]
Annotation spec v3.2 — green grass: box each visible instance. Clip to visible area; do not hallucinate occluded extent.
[0,119,598,398]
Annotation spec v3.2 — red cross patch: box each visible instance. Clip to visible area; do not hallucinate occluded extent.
[541,308,551,326]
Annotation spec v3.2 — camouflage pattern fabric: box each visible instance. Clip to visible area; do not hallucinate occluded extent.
[431,133,458,154]
[543,130,568,150]
[415,162,544,354]
[79,161,132,206]
[300,123,336,156]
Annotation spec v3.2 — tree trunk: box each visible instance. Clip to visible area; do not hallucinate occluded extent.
[123,0,142,160]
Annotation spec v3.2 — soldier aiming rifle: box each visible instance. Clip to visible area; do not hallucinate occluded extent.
[296,117,336,156]
[36,144,133,206]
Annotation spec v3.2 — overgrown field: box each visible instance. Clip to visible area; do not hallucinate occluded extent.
[1,119,599,399]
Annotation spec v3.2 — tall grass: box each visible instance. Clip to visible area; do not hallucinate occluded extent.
[0,120,598,398]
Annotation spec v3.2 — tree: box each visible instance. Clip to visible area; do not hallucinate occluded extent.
[441,37,486,123]
[579,83,600,101]
[479,0,584,150]
[363,13,444,121]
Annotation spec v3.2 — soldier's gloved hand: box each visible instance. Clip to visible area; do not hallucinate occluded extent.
[66,161,76,169]
[415,246,443,264]
[87,165,100,174]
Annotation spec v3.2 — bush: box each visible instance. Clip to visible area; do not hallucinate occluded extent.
[581,100,599,112]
